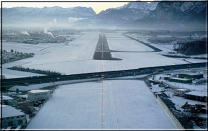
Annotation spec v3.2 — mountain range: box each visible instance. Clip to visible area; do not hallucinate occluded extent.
[2,1,207,30]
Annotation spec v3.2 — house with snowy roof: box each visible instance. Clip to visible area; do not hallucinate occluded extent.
[173,88,190,97]
[1,105,27,129]
[1,95,14,105]
[27,89,52,102]
[184,91,207,102]
[177,72,204,79]
[164,76,192,83]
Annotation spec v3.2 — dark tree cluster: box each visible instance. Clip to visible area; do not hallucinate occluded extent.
[174,39,207,55]
[2,50,34,64]
[9,66,62,76]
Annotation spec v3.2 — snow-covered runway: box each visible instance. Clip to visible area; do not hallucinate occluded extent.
[3,31,187,77]
[27,80,176,129]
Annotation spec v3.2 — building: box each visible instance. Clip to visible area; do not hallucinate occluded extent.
[177,73,203,79]
[27,90,52,102]
[173,88,190,97]
[184,91,207,102]
[1,105,27,129]
[1,95,14,105]
[164,76,192,83]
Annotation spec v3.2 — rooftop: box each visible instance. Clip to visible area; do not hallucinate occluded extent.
[29,90,51,94]
[175,88,190,91]
[167,77,191,81]
[1,95,13,100]
[179,72,203,76]
[1,105,25,118]
[186,91,207,97]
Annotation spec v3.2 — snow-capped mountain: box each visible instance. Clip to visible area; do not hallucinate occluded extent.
[95,1,206,29]
[180,2,206,14]
[122,2,158,12]
[96,2,158,24]
[3,6,96,26]
[2,1,206,30]
[139,2,206,25]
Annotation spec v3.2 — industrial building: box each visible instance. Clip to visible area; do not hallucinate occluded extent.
[177,73,203,79]
[184,91,207,102]
[164,76,192,83]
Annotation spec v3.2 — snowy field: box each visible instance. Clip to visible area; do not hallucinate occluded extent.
[2,68,44,79]
[3,31,187,77]
[27,80,176,129]
[126,33,207,64]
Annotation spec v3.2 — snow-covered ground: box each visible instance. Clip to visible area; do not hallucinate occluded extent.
[153,70,207,93]
[27,80,176,129]
[3,31,187,76]
[106,33,153,52]
[164,81,206,92]
[150,68,207,113]
[126,33,207,64]
[169,92,206,111]
[2,68,44,79]
[9,78,100,91]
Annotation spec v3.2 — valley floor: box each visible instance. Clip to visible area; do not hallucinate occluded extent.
[3,31,188,77]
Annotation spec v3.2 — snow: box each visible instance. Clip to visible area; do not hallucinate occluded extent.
[2,42,47,54]
[1,105,25,118]
[183,58,207,63]
[151,84,165,93]
[122,2,158,11]
[9,78,100,91]
[2,95,13,100]
[186,91,207,97]
[164,81,206,92]
[167,77,190,81]
[2,68,44,79]
[106,33,153,52]
[29,90,51,94]
[169,95,206,111]
[18,95,28,99]
[126,33,207,64]
[106,74,148,80]
[175,88,189,91]
[154,44,175,52]
[27,80,176,129]
[3,32,187,76]
[153,70,207,93]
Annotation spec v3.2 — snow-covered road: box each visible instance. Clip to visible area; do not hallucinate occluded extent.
[27,80,176,129]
